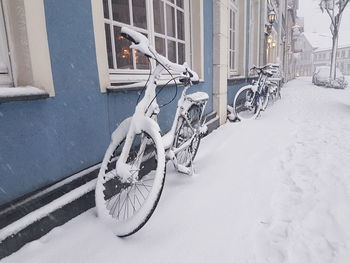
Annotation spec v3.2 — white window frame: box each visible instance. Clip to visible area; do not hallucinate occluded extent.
[0,0,12,86]
[0,0,54,96]
[228,0,239,76]
[103,0,191,84]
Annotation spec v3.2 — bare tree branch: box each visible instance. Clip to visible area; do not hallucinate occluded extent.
[339,0,350,14]
[325,6,337,28]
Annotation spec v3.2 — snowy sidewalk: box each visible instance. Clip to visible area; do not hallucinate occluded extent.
[3,78,350,263]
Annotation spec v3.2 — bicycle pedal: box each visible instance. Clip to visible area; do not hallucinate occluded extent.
[199,125,208,135]
[177,164,191,175]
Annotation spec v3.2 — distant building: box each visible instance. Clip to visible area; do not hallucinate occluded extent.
[295,34,314,76]
[314,46,350,75]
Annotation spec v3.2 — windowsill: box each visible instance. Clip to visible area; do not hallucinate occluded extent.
[227,75,258,85]
[0,87,49,104]
[107,79,205,92]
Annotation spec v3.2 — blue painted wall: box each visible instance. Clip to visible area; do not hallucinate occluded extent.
[0,0,213,206]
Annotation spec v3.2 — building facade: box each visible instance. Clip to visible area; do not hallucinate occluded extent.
[314,46,350,75]
[283,0,302,81]
[295,34,314,76]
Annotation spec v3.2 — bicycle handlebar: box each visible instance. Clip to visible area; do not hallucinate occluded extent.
[250,64,277,77]
[121,27,199,84]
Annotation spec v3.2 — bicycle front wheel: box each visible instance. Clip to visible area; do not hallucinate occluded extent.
[233,86,261,121]
[96,118,166,237]
[174,104,202,168]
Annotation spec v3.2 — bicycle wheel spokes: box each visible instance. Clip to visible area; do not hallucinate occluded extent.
[102,132,158,222]
[176,124,193,165]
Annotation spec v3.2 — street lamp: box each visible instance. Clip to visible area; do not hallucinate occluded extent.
[265,10,276,35]
[268,10,277,24]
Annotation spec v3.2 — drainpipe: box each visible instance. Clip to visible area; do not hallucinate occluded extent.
[259,1,266,66]
[212,0,229,125]
[245,0,251,80]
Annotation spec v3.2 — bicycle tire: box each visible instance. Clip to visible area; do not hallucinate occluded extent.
[233,85,261,121]
[261,87,269,110]
[96,118,166,237]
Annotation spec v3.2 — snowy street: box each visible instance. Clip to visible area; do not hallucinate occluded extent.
[3,77,350,263]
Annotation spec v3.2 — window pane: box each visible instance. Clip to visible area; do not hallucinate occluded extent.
[177,10,184,40]
[115,26,133,69]
[135,32,149,69]
[105,24,114,69]
[178,42,185,64]
[153,0,165,34]
[135,50,149,69]
[103,0,109,19]
[167,40,176,62]
[155,37,166,57]
[232,11,235,28]
[232,52,235,70]
[232,32,235,51]
[112,0,130,24]
[132,0,147,29]
[166,4,175,37]
[176,0,183,8]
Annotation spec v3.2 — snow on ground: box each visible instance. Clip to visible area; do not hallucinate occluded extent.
[3,77,350,263]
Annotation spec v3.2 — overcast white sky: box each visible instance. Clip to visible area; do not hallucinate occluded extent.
[298,0,350,49]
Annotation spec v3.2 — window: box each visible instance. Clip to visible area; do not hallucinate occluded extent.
[102,0,189,81]
[228,0,238,74]
[0,1,12,87]
[0,0,54,97]
[341,50,345,58]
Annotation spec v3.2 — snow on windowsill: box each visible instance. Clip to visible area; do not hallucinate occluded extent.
[0,86,49,103]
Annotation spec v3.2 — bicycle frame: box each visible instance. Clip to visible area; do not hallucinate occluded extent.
[115,54,207,181]
[250,71,268,106]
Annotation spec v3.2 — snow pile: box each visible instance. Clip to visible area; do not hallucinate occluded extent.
[3,78,350,263]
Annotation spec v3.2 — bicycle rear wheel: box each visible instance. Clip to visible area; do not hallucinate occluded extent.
[261,87,270,110]
[174,104,202,168]
[233,86,261,121]
[96,118,166,237]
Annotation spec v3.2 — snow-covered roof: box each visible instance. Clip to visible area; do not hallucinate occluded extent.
[315,44,350,52]
[303,32,350,51]
[302,32,333,50]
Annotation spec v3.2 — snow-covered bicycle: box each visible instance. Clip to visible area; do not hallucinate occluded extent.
[95,27,208,237]
[266,63,282,101]
[232,65,277,121]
